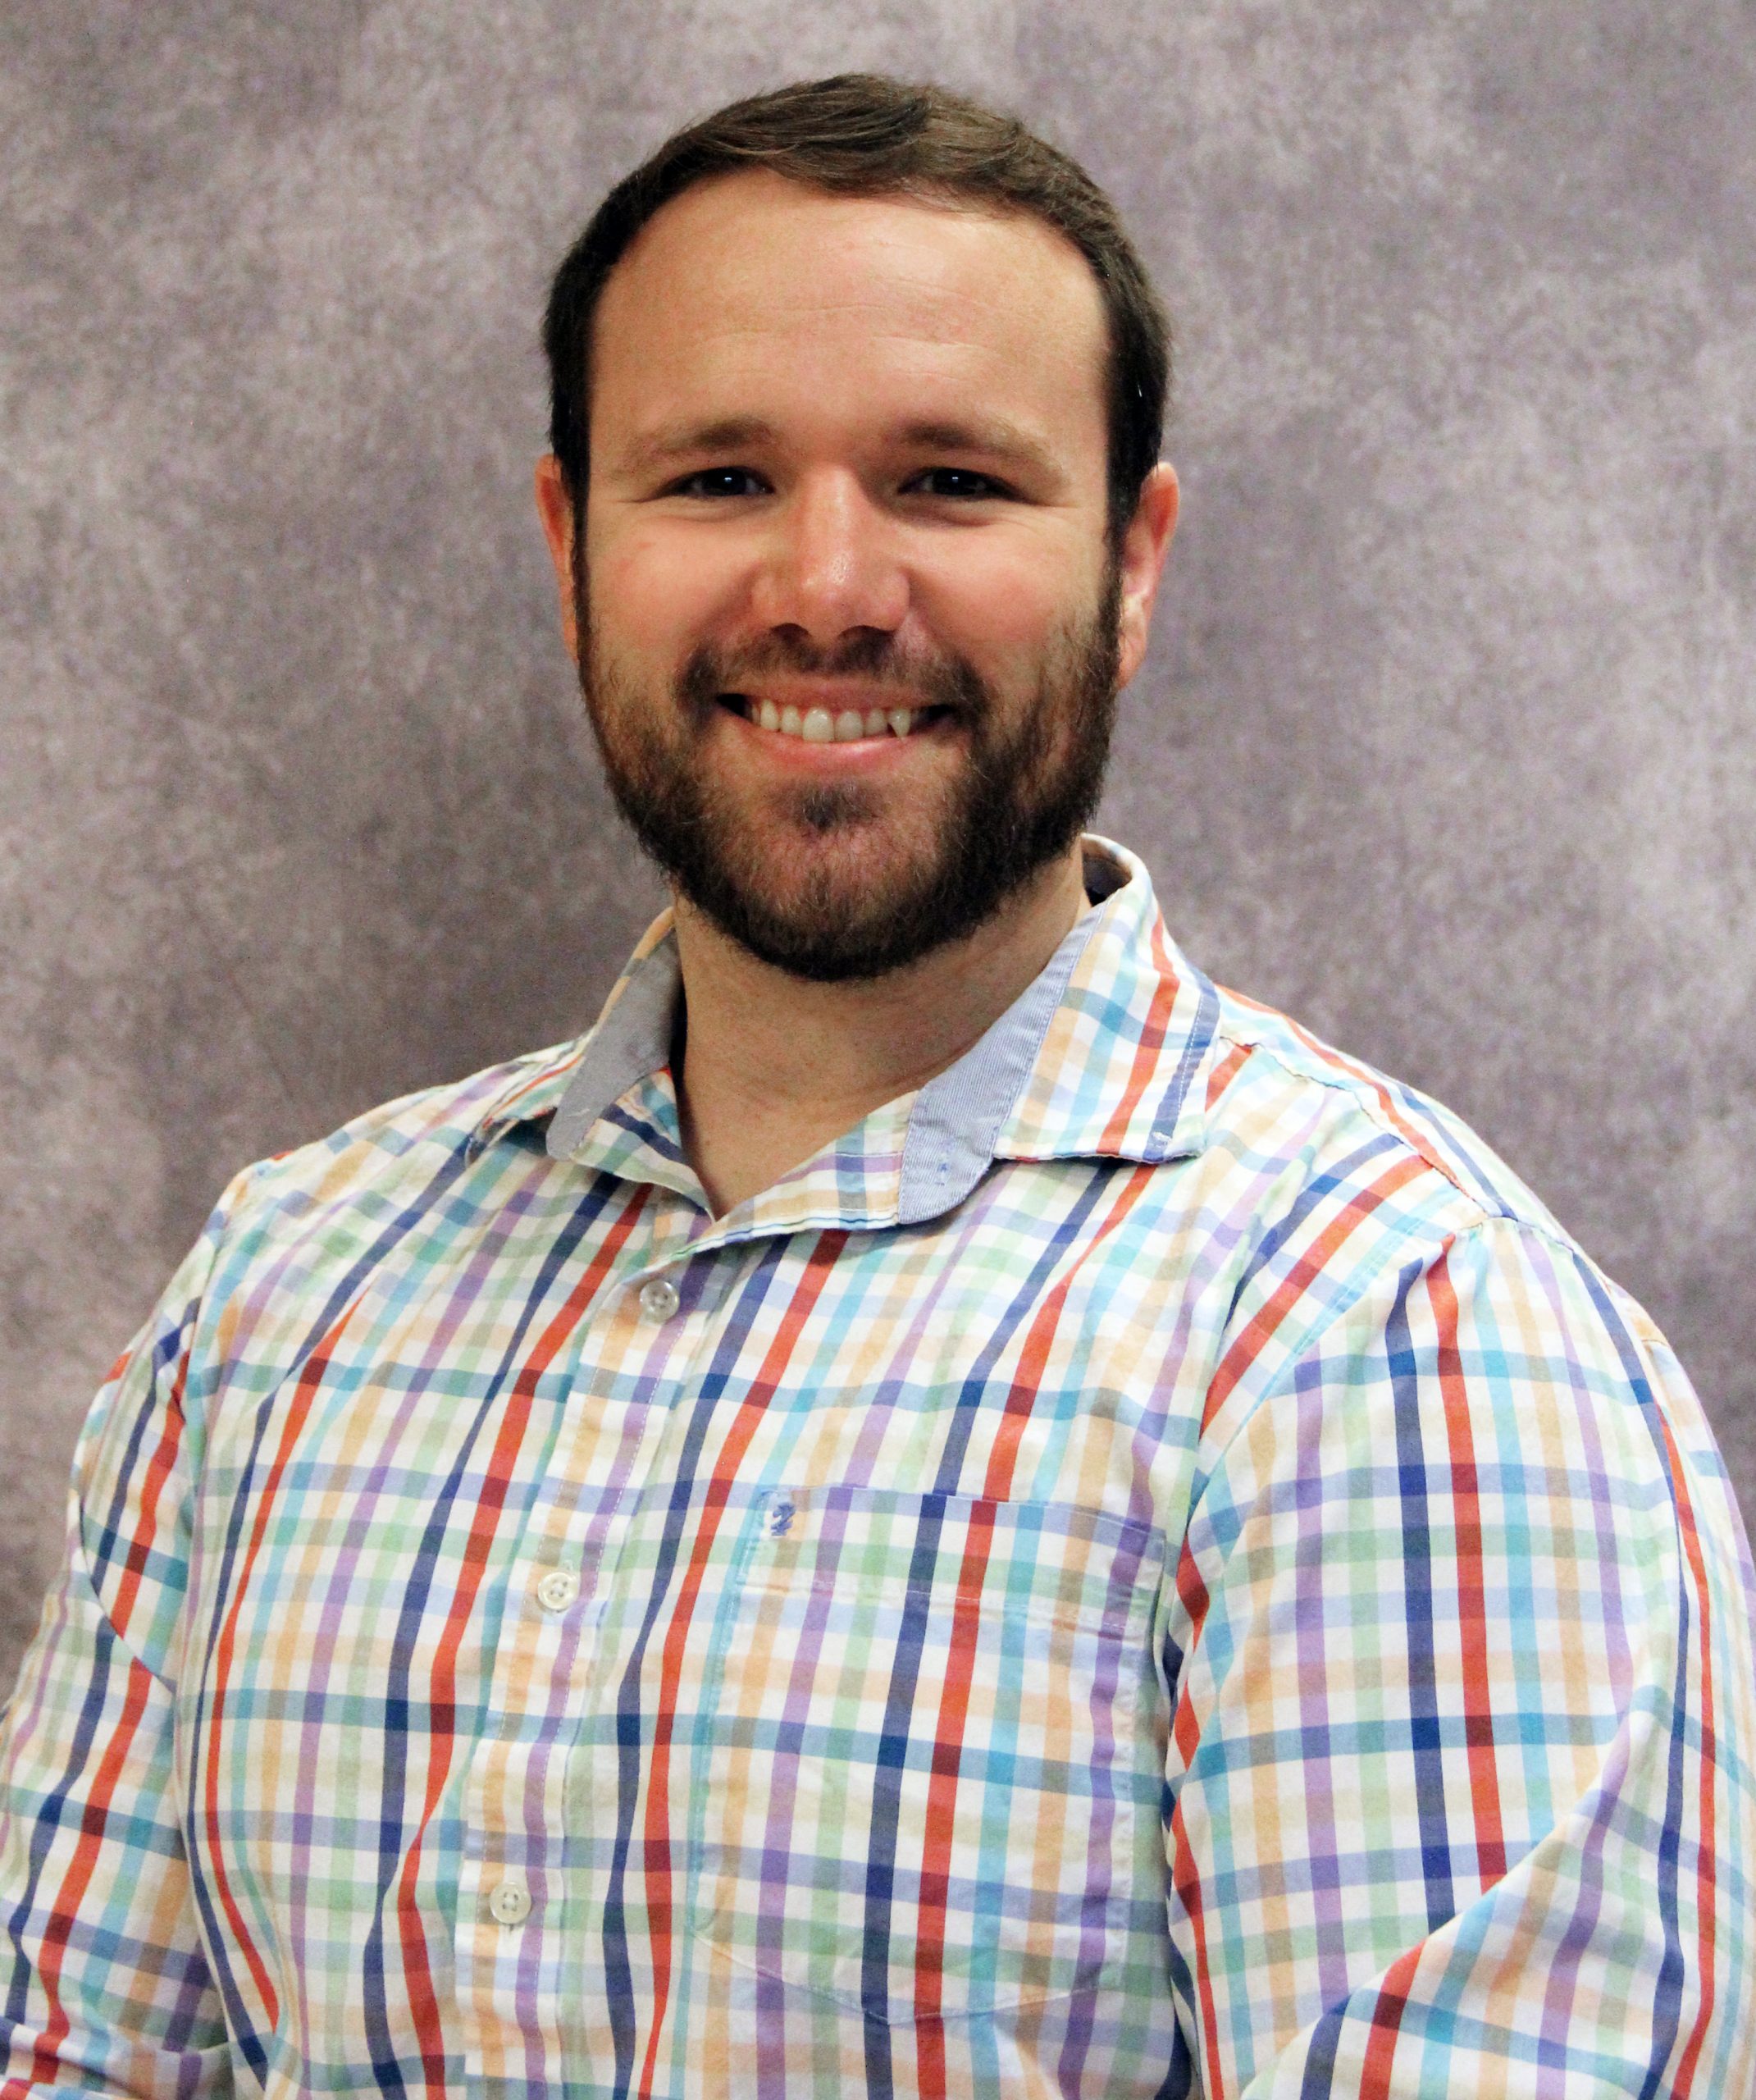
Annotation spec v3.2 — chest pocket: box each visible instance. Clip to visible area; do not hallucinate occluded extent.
[690,1486,1165,2025]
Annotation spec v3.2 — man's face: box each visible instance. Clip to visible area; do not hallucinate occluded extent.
[545,171,1165,980]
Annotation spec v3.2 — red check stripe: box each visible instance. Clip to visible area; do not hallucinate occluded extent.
[1202,1153,1430,1434]
[1653,1408,1718,2098]
[1429,1249,1508,1888]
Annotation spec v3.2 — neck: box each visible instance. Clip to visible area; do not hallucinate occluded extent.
[670,845,1092,1216]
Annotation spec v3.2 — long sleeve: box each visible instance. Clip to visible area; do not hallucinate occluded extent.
[0,1191,239,2098]
[1163,1215,1756,2097]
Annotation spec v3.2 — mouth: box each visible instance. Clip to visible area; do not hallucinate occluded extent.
[716,693,954,744]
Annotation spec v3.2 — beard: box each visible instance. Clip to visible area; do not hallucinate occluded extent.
[572,555,1122,983]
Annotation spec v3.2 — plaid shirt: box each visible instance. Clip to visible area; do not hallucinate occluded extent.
[2,835,1752,2100]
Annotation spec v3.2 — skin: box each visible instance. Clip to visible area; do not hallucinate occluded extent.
[536,170,1179,1214]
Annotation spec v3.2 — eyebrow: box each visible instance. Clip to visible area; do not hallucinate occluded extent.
[892,416,1058,477]
[615,418,778,477]
[615,413,1060,482]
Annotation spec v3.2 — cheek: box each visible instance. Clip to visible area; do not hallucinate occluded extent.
[912,538,1092,672]
[587,523,748,659]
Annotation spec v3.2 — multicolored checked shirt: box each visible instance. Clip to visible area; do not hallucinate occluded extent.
[2,836,1753,2100]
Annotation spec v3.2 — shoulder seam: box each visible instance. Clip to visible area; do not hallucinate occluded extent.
[1210,1017,1517,1223]
[1190,1210,1585,1520]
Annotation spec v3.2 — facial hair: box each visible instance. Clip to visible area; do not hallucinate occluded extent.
[573,556,1122,983]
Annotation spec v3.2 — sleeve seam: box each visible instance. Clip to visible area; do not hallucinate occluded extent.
[1189,1212,1501,1523]
[68,1484,180,1701]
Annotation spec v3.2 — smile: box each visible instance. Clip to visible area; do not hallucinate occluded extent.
[718,695,951,743]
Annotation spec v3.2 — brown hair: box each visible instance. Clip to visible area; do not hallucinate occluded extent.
[541,74,1170,545]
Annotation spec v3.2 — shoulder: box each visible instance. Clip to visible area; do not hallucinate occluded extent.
[69,1036,592,1513]
[201,1035,589,1276]
[1183,984,1753,1635]
[1145,972,1660,1418]
[1194,978,1570,1243]
[1173,984,1744,1543]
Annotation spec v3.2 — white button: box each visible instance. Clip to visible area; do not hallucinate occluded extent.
[637,1277,680,1322]
[486,1877,531,1926]
[533,1567,579,1614]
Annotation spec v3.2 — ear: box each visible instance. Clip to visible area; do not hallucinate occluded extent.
[1114,462,1179,690]
[534,454,582,662]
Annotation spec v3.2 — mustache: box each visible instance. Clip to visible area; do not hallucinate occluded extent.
[675,632,987,715]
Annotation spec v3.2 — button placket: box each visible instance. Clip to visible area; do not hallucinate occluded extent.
[457,1217,726,2070]
[456,1249,623,2039]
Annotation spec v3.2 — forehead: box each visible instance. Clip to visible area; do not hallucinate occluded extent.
[589,170,1110,457]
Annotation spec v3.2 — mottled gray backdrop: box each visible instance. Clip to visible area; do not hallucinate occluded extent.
[3,2,1753,1683]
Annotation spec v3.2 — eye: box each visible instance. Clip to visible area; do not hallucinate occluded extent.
[908,467,1010,500]
[664,467,769,499]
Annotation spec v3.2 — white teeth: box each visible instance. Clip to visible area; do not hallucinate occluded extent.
[746,701,929,741]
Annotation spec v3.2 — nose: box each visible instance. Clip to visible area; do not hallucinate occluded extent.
[746,469,909,646]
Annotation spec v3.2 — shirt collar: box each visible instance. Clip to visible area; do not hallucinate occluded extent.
[472,835,1219,1227]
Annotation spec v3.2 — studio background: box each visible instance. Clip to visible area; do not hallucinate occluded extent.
[3,2,1752,1685]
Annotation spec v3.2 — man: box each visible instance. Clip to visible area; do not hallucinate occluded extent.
[2,73,1751,2100]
